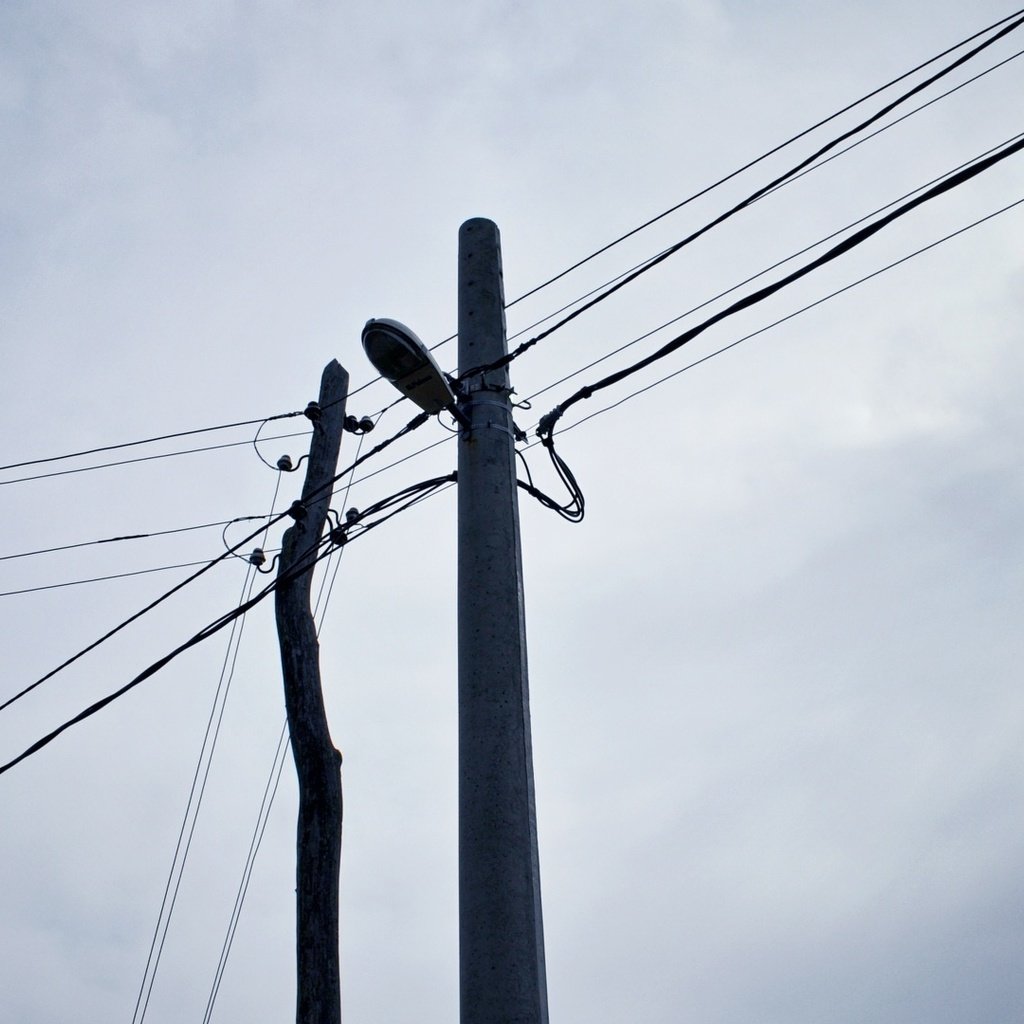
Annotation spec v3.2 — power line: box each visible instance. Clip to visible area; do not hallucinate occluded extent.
[0,559,234,598]
[0,471,455,775]
[500,7,1024,312]
[466,11,1024,382]
[0,411,307,474]
[0,409,433,716]
[502,46,1024,365]
[531,195,1024,449]
[0,517,268,564]
[523,130,1024,408]
[131,474,284,1024]
[535,134,1024,442]
[202,722,290,1024]
[0,431,312,487]
[131,564,260,1024]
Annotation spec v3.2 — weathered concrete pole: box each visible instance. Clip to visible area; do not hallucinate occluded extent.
[457,218,549,1024]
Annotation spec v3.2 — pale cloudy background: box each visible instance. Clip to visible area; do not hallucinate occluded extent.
[2,2,1023,1022]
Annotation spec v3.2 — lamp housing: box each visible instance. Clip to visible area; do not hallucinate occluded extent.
[361,318,456,415]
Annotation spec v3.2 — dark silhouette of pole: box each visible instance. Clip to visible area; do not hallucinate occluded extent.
[457,218,549,1024]
[275,359,348,1024]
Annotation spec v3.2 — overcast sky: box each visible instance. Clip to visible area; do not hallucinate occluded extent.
[2,2,1023,1022]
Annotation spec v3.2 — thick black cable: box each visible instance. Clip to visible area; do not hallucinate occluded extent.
[537,134,1024,440]
[529,195,1024,448]
[0,410,431,715]
[501,7,1024,311]
[0,469,453,776]
[468,12,1024,381]
[504,48,1024,362]
[0,536,332,778]
[526,130,1024,406]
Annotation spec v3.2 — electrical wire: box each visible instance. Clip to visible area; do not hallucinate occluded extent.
[325,15,1024,394]
[131,563,260,1024]
[501,47,1024,363]
[201,722,290,1024]
[0,517,267,563]
[0,409,432,716]
[464,12,1024,382]
[524,130,1024,407]
[500,7,1024,312]
[530,195,1024,449]
[131,476,284,1024]
[0,470,456,776]
[0,411,307,474]
[0,559,226,598]
[535,133,1024,441]
[0,431,312,487]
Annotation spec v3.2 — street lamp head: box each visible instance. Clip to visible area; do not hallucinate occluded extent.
[361,318,456,415]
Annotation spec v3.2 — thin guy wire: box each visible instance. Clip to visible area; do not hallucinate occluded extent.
[133,474,282,1024]
[202,723,290,1024]
[130,562,257,1024]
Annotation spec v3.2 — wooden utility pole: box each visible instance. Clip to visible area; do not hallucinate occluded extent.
[275,359,348,1024]
[457,218,549,1024]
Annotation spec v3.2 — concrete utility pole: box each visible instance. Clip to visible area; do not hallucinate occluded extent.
[275,359,348,1024]
[457,218,549,1024]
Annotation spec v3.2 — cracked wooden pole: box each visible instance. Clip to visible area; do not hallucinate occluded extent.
[275,359,348,1024]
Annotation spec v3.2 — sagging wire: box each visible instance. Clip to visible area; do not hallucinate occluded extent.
[515,448,585,523]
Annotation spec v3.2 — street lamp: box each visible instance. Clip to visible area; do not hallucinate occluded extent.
[361,318,457,415]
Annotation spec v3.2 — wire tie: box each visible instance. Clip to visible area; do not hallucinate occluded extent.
[304,401,322,422]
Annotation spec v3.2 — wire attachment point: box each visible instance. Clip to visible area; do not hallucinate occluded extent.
[287,500,307,521]
[276,455,294,472]
[304,402,322,423]
[248,548,267,567]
